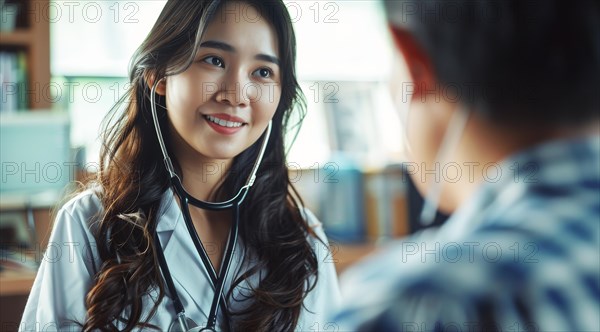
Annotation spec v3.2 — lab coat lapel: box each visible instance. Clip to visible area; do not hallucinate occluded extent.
[156,188,214,321]
[155,188,179,234]
[155,188,245,326]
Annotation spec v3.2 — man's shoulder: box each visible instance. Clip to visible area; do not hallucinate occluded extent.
[336,217,600,330]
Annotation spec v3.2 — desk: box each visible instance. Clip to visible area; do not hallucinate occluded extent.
[1,191,58,329]
[1,191,60,253]
[0,270,36,297]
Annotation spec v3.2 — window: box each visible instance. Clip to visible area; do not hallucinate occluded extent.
[50,1,404,166]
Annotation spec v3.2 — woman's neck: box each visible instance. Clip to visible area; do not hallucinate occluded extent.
[178,157,231,201]
[168,134,234,274]
[170,135,232,202]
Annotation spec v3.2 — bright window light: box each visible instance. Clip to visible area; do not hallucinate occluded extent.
[50,1,405,166]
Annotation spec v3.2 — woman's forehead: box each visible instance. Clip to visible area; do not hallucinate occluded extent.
[201,2,279,58]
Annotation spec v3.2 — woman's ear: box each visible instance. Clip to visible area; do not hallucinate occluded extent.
[144,72,167,96]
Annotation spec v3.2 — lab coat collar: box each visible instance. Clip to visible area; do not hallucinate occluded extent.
[153,187,214,319]
[153,186,240,324]
[162,215,213,320]
[155,187,180,233]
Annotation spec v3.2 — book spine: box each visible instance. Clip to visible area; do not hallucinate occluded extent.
[17,51,28,110]
[0,50,29,112]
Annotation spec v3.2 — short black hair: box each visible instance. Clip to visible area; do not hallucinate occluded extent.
[385,0,600,126]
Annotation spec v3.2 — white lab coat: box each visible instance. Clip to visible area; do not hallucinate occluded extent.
[19,188,341,331]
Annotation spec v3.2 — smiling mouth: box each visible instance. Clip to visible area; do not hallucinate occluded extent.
[204,115,246,128]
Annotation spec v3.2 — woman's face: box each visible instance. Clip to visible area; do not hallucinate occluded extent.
[163,2,281,164]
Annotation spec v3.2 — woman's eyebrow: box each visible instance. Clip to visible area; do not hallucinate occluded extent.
[201,40,235,52]
[200,40,280,66]
[256,54,280,66]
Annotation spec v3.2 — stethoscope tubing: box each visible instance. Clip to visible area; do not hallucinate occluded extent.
[150,78,271,331]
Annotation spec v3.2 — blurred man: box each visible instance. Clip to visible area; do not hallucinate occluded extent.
[333,1,599,331]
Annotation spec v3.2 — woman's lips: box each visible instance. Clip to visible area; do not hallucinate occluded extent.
[203,113,247,135]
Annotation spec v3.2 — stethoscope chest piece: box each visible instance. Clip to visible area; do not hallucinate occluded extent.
[168,317,196,332]
[168,317,218,332]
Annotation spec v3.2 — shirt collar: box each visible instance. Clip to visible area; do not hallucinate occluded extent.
[435,134,600,241]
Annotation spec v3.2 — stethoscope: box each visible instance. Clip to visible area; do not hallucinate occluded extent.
[150,78,272,331]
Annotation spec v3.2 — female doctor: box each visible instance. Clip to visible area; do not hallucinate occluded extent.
[19,0,340,331]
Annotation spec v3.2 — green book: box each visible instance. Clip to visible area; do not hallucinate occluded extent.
[16,51,28,110]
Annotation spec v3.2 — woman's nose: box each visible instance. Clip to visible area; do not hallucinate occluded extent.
[215,70,257,107]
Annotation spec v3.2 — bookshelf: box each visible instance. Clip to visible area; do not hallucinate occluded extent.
[0,0,51,110]
[1,0,52,327]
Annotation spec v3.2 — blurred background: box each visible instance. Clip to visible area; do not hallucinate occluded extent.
[0,1,448,327]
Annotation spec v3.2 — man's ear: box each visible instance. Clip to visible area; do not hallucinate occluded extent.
[388,25,436,98]
[144,72,167,96]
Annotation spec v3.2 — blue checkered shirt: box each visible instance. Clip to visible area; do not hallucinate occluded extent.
[332,135,600,332]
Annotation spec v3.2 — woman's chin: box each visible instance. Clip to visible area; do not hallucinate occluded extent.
[198,149,239,163]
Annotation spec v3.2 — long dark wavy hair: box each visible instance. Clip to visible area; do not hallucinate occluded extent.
[82,1,318,330]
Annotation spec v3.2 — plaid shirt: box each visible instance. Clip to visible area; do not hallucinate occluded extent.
[333,135,600,332]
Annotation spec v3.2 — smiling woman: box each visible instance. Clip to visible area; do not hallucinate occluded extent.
[158,6,281,167]
[19,1,341,331]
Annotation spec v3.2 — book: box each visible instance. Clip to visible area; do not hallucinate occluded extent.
[0,50,28,112]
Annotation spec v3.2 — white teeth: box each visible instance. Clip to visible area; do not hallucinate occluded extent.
[205,115,244,128]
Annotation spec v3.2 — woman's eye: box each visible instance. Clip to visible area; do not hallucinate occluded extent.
[203,56,224,68]
[253,68,273,79]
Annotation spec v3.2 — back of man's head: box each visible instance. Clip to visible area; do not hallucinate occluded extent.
[385,0,600,127]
